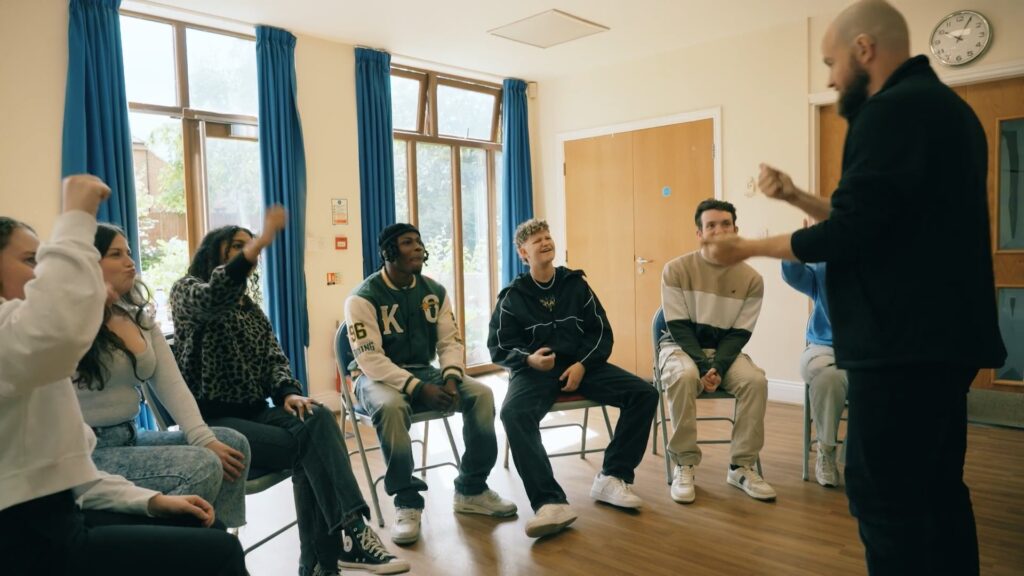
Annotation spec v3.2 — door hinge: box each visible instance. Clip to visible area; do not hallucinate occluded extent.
[563,162,566,176]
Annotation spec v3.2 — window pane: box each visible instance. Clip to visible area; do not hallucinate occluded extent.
[121,16,177,107]
[460,148,491,366]
[437,85,495,140]
[393,139,409,223]
[996,288,1024,383]
[999,118,1024,250]
[391,75,420,132]
[205,134,266,312]
[416,143,455,301]
[129,112,188,329]
[186,28,258,116]
[205,135,262,232]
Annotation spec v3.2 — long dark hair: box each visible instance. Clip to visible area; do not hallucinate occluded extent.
[0,217,35,250]
[75,224,154,390]
[187,225,261,301]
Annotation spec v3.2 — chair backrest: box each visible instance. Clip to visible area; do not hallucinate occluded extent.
[652,307,667,346]
[652,308,667,381]
[140,380,176,431]
[334,323,358,411]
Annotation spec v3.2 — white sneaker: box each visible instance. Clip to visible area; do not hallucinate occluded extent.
[727,465,776,501]
[816,445,839,487]
[524,503,578,538]
[390,507,421,545]
[454,489,518,517]
[590,473,643,509]
[670,465,696,504]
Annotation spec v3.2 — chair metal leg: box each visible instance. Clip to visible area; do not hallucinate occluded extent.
[441,416,462,468]
[503,438,510,469]
[658,386,672,485]
[802,383,811,481]
[600,405,614,439]
[347,403,385,528]
[580,407,590,459]
[420,420,430,479]
[244,519,299,555]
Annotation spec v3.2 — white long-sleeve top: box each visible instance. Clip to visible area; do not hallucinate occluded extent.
[77,319,216,447]
[0,211,156,514]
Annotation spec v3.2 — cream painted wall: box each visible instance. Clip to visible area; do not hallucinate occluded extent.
[809,0,1024,92]
[534,20,814,384]
[0,1,362,408]
[293,35,364,409]
[0,0,66,237]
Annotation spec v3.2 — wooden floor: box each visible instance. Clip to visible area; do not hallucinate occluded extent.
[241,374,1024,575]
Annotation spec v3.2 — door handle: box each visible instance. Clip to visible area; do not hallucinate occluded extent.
[636,257,652,264]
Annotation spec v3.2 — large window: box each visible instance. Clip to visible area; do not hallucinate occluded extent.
[391,67,502,369]
[121,13,261,327]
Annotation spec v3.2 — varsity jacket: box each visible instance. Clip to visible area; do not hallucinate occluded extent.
[488,267,612,372]
[661,251,763,377]
[345,269,465,398]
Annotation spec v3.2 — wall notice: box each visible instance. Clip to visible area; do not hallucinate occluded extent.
[332,198,349,225]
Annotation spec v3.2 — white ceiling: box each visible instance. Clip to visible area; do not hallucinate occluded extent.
[129,0,849,80]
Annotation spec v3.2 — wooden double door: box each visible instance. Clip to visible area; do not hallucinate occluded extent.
[564,119,715,378]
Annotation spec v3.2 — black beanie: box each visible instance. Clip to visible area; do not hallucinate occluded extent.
[378,223,419,249]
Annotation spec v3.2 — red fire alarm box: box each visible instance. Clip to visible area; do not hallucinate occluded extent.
[334,236,348,250]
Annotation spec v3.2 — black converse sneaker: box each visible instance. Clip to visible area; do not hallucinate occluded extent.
[337,520,411,574]
[312,563,339,576]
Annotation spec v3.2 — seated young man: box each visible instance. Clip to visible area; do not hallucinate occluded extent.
[345,223,516,546]
[659,199,775,504]
[782,260,848,487]
[488,218,658,539]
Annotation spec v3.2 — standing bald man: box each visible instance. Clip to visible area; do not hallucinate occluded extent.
[703,1,1006,574]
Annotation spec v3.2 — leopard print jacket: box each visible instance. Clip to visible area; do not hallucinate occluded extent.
[169,255,302,414]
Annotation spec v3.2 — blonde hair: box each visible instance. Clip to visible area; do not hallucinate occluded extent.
[514,218,549,248]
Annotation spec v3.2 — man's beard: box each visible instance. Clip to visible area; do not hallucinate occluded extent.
[838,59,871,119]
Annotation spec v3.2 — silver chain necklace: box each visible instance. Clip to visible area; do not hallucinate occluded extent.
[531,272,556,291]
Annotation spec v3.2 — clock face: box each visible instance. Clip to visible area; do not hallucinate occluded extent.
[930,10,991,66]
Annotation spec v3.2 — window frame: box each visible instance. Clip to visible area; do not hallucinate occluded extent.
[391,65,503,373]
[120,10,259,256]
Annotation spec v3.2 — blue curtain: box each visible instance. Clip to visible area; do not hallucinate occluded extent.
[256,26,309,388]
[62,0,139,269]
[500,78,534,285]
[355,48,396,278]
[62,0,155,430]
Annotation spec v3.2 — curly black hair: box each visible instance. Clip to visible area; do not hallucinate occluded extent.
[379,235,429,267]
[187,225,262,300]
[75,223,154,391]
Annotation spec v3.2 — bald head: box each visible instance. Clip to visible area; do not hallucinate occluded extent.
[828,0,910,57]
[821,0,912,112]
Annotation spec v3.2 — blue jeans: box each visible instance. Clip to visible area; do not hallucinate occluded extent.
[356,367,498,509]
[208,405,370,575]
[92,422,250,527]
[501,362,659,511]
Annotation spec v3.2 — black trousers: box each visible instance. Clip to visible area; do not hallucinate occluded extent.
[0,490,246,576]
[500,361,659,511]
[845,364,978,576]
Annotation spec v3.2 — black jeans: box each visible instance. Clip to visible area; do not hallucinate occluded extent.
[845,364,978,576]
[0,491,246,576]
[500,362,659,511]
[209,405,370,575]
